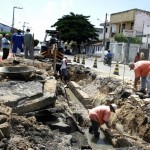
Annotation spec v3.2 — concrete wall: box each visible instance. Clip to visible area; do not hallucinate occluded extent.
[110,42,140,62]
[134,11,150,34]
[110,10,135,23]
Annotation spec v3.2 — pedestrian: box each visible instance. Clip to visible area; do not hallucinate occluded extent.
[12,29,24,58]
[1,34,11,60]
[0,34,3,51]
[60,56,68,82]
[129,61,150,98]
[24,29,34,59]
[140,52,144,60]
[88,104,117,138]
[134,52,141,63]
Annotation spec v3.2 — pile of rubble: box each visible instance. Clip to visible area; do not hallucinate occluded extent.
[0,59,90,150]
[1,57,150,149]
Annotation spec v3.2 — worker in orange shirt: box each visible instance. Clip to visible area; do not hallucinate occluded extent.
[88,104,117,138]
[129,61,150,98]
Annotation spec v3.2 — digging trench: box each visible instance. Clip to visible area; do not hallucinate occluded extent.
[0,58,150,149]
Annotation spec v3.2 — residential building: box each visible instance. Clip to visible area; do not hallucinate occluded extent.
[0,23,11,32]
[110,8,150,39]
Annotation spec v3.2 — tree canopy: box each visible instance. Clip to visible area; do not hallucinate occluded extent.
[51,12,98,44]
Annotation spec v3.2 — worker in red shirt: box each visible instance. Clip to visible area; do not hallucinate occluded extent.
[129,61,150,98]
[88,104,117,138]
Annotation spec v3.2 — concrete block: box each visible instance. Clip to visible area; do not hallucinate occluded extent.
[13,93,56,115]
[44,79,57,94]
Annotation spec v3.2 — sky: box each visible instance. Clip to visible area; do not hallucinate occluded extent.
[0,0,150,41]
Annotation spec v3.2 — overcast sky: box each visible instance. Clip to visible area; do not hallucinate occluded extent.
[0,0,150,41]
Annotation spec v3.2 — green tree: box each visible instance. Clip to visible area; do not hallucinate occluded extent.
[51,12,98,53]
[114,33,128,42]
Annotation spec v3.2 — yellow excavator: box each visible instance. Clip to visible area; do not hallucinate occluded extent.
[40,30,64,61]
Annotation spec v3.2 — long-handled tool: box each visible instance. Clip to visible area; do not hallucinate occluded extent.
[122,58,126,89]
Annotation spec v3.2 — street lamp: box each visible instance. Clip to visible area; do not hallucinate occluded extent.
[11,6,23,33]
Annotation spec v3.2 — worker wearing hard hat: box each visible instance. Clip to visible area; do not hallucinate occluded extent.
[88,104,117,138]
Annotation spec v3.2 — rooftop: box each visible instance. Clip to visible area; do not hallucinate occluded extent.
[111,8,150,16]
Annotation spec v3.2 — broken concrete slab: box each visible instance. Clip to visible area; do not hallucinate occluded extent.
[13,92,56,115]
[0,81,43,107]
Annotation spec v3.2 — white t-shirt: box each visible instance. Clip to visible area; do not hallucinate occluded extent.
[61,58,67,69]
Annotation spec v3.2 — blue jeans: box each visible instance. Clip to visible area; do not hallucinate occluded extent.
[89,120,99,135]
[141,76,150,94]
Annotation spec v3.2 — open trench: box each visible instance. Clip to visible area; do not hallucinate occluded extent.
[65,87,114,150]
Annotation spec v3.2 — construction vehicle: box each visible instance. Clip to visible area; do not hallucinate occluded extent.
[40,30,64,62]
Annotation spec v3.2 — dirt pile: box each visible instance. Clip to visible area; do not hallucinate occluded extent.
[74,70,150,148]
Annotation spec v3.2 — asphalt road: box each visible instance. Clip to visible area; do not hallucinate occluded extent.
[66,54,134,81]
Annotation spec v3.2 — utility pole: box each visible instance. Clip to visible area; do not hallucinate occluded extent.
[102,13,107,59]
[11,6,23,34]
[22,22,29,34]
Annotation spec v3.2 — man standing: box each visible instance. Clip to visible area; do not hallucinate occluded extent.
[60,56,68,82]
[129,61,150,98]
[24,29,34,59]
[88,104,117,138]
[0,34,3,51]
[1,34,11,60]
[12,29,24,57]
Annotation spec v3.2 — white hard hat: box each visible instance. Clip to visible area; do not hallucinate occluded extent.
[111,104,117,112]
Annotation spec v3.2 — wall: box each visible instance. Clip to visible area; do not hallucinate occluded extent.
[134,11,150,34]
[110,10,135,23]
[110,42,140,62]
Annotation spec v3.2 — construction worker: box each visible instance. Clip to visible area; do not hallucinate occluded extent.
[24,29,34,59]
[129,61,150,98]
[60,56,68,82]
[12,29,24,57]
[88,104,117,138]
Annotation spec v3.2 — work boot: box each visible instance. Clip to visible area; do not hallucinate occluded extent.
[89,126,93,134]
[136,89,146,95]
[94,132,100,138]
[142,93,150,99]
